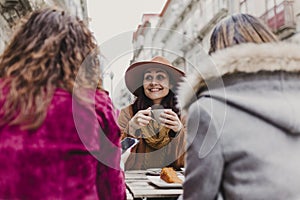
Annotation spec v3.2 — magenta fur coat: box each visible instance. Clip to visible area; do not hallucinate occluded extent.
[0,88,126,200]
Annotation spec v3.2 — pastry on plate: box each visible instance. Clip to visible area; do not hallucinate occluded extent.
[160,167,183,184]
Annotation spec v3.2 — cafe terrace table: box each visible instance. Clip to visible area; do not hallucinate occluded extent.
[125,170,183,200]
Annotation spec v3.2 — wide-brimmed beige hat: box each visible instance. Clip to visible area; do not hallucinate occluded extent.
[125,56,185,95]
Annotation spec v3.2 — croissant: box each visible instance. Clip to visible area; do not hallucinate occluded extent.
[160,167,183,184]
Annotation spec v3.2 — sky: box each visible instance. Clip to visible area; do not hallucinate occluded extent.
[87,0,167,101]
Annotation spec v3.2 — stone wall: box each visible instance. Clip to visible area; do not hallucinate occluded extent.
[0,13,11,51]
[0,0,87,53]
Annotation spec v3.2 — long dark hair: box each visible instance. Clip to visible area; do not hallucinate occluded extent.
[0,8,100,130]
[132,86,180,117]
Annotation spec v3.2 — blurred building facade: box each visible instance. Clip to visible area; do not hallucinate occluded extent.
[0,0,88,52]
[114,0,300,109]
[132,0,300,75]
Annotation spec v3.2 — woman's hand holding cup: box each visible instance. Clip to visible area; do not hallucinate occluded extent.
[129,107,152,129]
[159,109,183,132]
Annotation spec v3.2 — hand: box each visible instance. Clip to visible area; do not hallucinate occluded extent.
[120,147,131,171]
[129,107,152,130]
[159,109,183,132]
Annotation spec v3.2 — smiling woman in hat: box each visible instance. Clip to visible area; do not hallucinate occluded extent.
[118,56,185,170]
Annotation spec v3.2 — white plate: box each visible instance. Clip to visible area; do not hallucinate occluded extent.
[146,168,161,176]
[147,175,184,188]
[180,168,185,175]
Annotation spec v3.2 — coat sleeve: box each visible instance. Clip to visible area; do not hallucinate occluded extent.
[118,105,140,139]
[183,101,224,200]
[94,91,126,200]
[169,114,186,169]
[117,106,133,140]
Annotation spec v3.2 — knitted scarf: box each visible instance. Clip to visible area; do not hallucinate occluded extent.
[141,119,171,149]
[140,120,171,169]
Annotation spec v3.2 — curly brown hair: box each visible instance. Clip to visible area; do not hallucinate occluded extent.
[0,8,101,130]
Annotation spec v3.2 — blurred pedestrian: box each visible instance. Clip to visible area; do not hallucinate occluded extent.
[118,56,186,170]
[0,8,125,199]
[178,13,300,200]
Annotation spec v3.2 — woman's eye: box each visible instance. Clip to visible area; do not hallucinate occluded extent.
[156,74,165,81]
[144,75,153,81]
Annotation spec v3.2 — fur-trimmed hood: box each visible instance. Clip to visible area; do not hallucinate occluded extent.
[177,42,300,110]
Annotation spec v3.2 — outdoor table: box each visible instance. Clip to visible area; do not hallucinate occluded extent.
[125,170,183,200]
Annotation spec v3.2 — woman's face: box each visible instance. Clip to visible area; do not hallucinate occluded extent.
[143,68,172,104]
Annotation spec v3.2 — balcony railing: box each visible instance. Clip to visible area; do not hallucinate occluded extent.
[0,0,32,27]
[260,0,295,33]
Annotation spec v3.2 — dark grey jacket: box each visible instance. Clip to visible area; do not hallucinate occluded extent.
[177,42,300,200]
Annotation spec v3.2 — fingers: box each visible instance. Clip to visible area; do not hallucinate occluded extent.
[159,109,182,132]
[159,117,180,131]
[136,117,151,126]
[159,110,179,123]
[131,108,182,132]
[138,108,152,116]
[133,108,152,127]
[160,120,182,132]
[162,109,176,116]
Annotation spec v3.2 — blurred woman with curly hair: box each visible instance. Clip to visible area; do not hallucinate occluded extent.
[0,8,125,200]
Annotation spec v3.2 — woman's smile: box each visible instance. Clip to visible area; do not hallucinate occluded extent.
[148,87,163,92]
[143,68,171,104]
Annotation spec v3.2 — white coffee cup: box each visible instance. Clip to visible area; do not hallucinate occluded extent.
[151,109,164,123]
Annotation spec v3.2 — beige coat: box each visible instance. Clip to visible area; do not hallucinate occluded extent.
[118,105,185,170]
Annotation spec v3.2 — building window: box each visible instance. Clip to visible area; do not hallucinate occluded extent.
[204,0,214,21]
[275,0,285,13]
[266,0,276,18]
[260,0,295,33]
[240,0,248,13]
[212,0,227,14]
[265,0,286,20]
[218,0,227,9]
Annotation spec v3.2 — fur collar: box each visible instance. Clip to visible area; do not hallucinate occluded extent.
[177,42,300,110]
